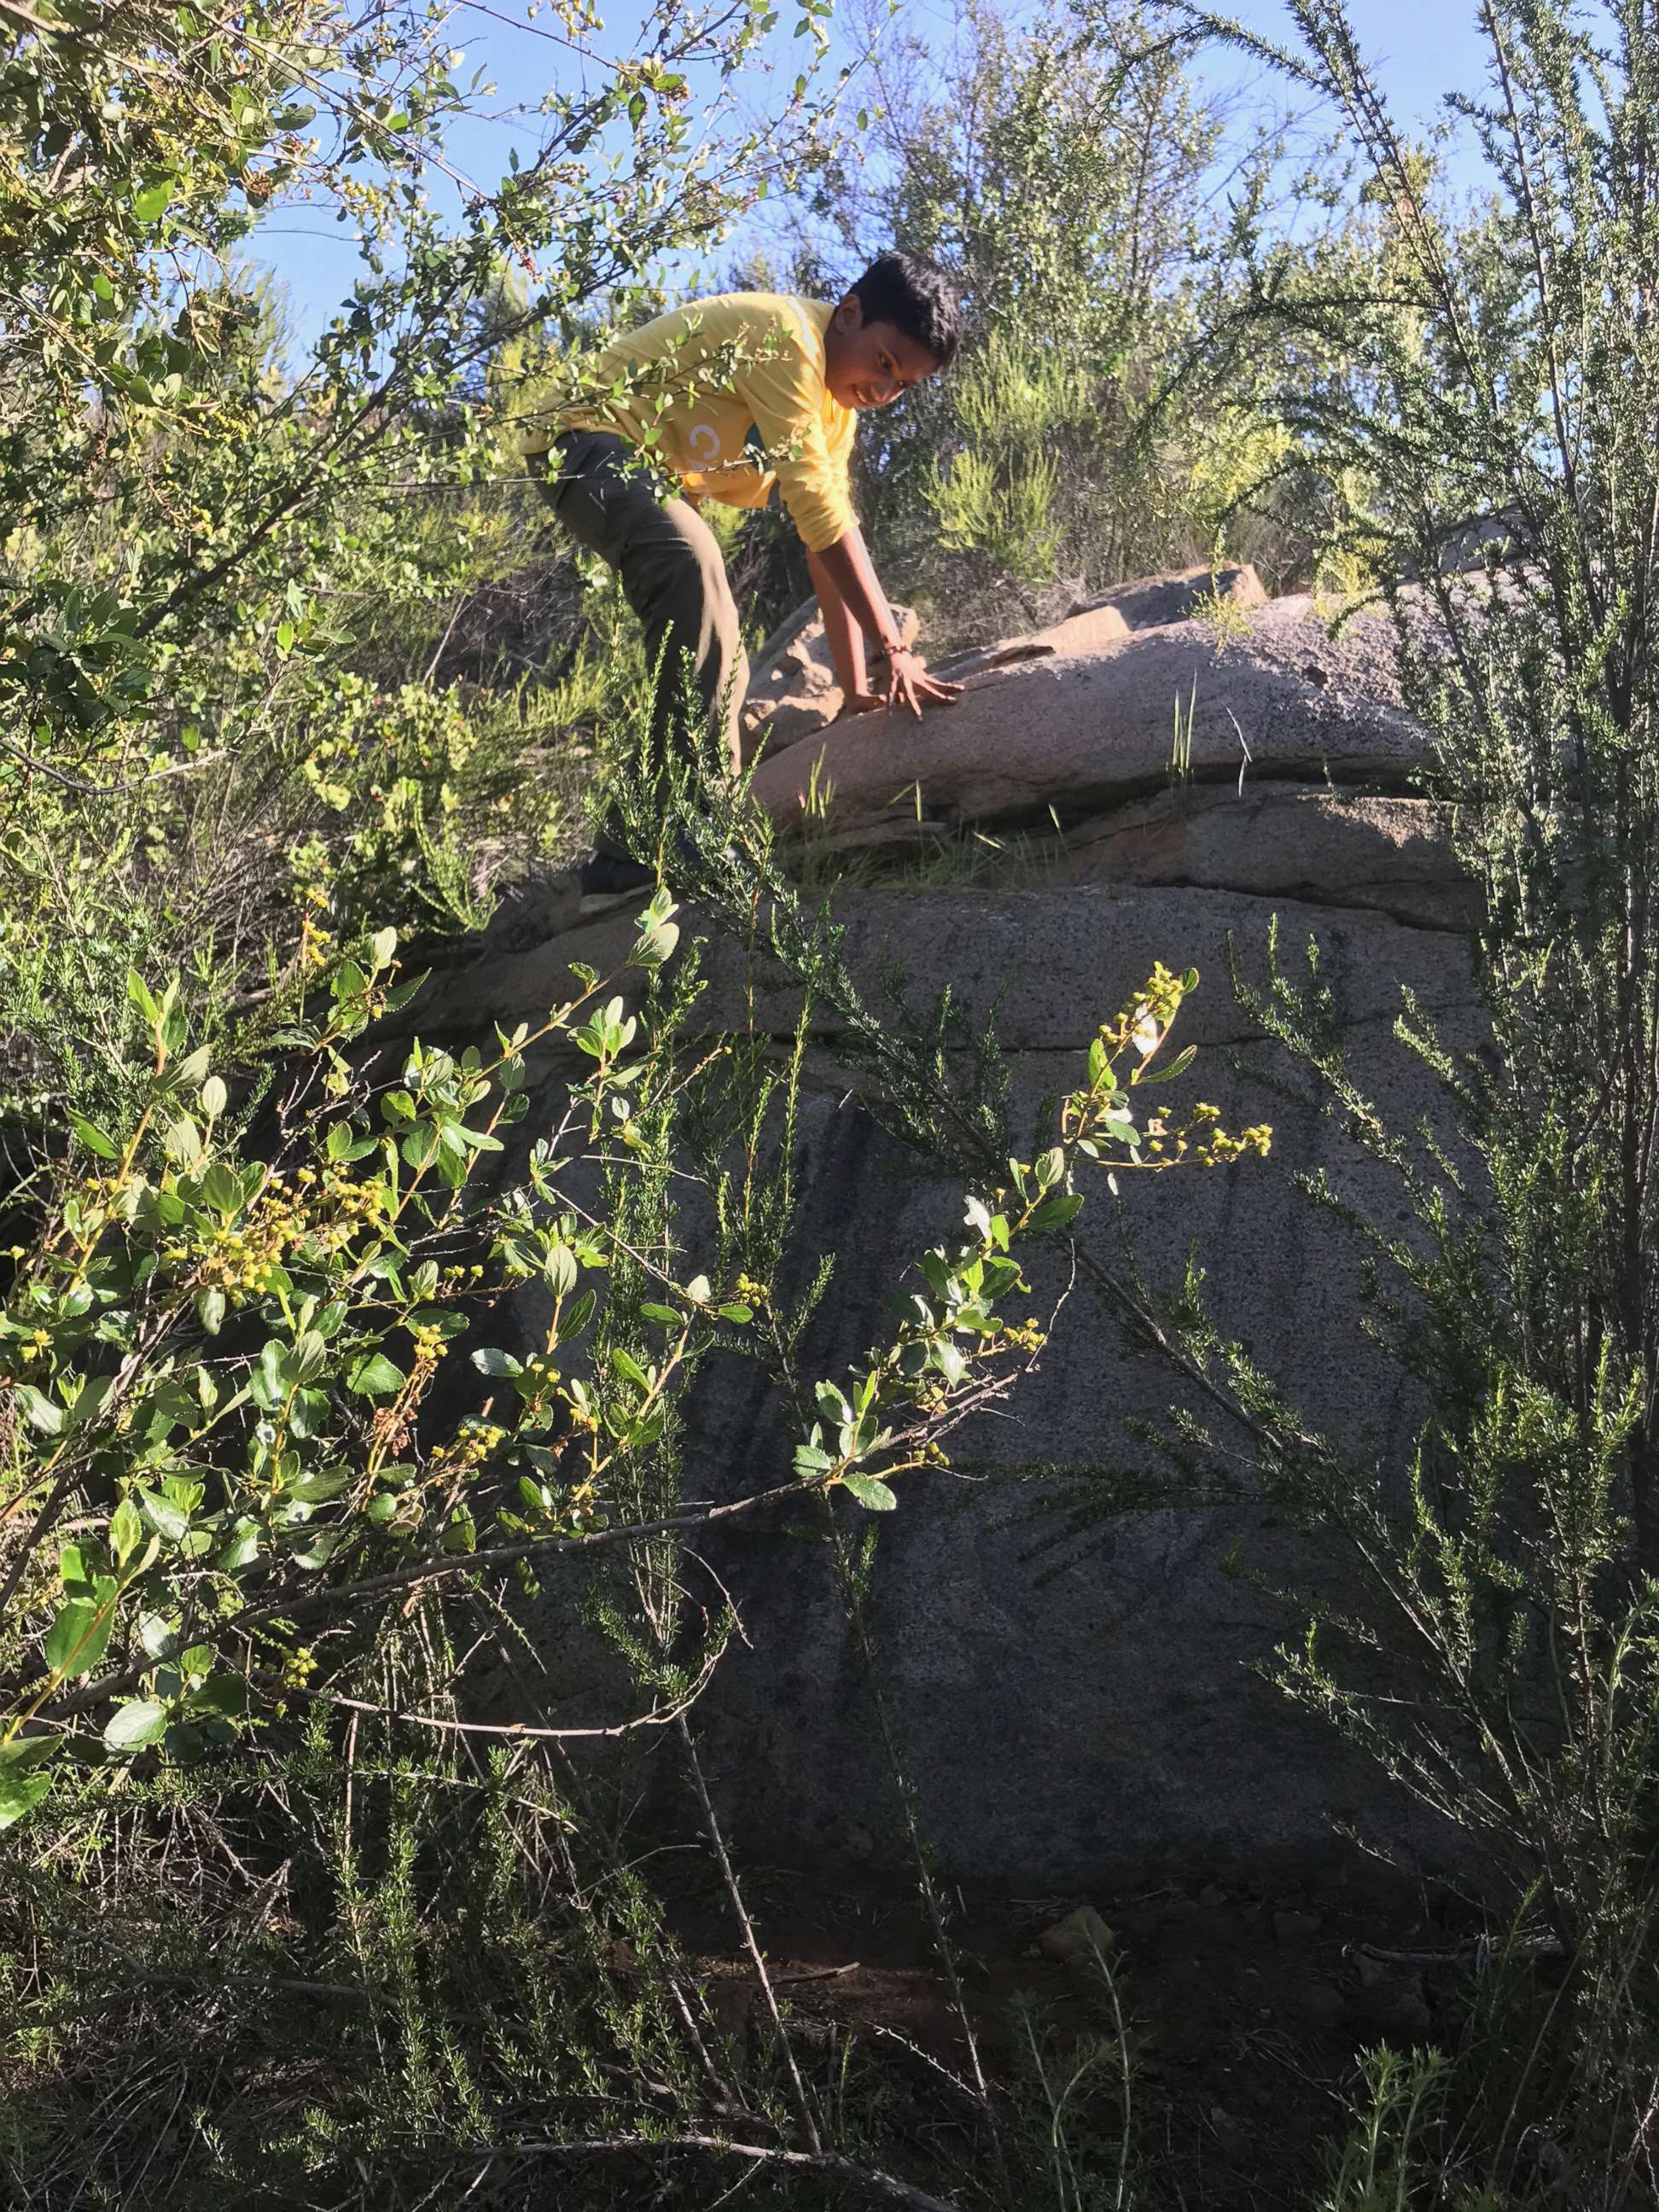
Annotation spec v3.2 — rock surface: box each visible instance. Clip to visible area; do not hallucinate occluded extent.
[1054,789,1477,930]
[1070,561,1269,632]
[932,562,1268,682]
[752,593,1427,835]
[930,599,1133,683]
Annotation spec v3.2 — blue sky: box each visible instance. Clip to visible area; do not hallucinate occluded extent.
[247,0,1499,350]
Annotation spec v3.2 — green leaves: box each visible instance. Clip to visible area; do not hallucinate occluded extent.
[841,1472,897,1511]
[573,996,637,1061]
[609,1346,652,1393]
[131,181,174,224]
[103,1698,168,1751]
[251,1340,288,1412]
[289,1330,329,1384]
[1138,1043,1196,1086]
[347,1352,405,1397]
[15,1384,64,1435]
[0,1740,55,1830]
[109,1493,143,1565]
[631,890,679,968]
[44,1581,117,1679]
[71,1115,119,1160]
[137,1487,189,1544]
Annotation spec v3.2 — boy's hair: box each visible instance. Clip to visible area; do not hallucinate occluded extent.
[847,250,963,370]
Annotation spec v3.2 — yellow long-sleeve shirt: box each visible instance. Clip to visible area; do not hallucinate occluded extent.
[522,293,857,553]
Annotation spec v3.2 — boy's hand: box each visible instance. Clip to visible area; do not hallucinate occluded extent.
[882,646,962,718]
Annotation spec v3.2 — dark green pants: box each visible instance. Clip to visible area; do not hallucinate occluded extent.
[542,431,747,856]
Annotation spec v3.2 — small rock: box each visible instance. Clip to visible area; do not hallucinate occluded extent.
[1035,1904,1116,1968]
[1068,562,1268,632]
[1298,1982,1344,2027]
[1273,1908,1323,1941]
[1198,1883,1227,1908]
[1345,1978,1434,2038]
[1208,2104,1248,2154]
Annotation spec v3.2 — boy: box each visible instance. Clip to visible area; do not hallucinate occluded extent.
[526,251,963,898]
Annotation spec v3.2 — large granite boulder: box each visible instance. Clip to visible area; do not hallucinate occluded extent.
[415,563,1484,1888]
[735,562,1266,765]
[445,885,1480,1887]
[752,593,1427,835]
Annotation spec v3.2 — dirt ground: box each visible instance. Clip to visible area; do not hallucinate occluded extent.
[661,1848,1480,2209]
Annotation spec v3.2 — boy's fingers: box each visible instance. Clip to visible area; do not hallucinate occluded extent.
[882,668,955,717]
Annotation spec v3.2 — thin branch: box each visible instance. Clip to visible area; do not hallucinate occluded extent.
[295,1640,724,1739]
[493,2132,966,2210]
[0,731,225,798]
[34,1481,808,1723]
[0,0,80,36]
[676,1713,824,2154]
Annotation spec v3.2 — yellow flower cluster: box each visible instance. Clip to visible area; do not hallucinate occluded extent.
[1142,1100,1272,1169]
[166,1163,388,1303]
[1101,960,1190,1058]
[428,1420,506,1478]
[1195,1118,1273,1167]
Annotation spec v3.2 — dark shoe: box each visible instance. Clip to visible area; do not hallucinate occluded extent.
[578,850,657,914]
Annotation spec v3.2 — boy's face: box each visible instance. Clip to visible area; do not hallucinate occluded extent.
[824,294,940,410]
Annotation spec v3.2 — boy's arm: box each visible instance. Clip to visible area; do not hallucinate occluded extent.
[805,546,872,708]
[809,527,960,718]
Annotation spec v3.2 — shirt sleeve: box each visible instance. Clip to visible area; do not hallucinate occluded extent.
[736,320,856,552]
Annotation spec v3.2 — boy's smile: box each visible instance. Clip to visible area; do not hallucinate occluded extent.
[824,294,940,410]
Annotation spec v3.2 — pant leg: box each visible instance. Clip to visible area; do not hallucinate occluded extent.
[544,433,747,853]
